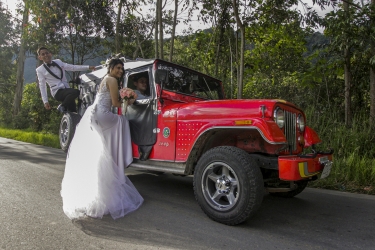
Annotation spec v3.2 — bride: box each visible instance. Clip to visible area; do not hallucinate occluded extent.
[60,58,143,220]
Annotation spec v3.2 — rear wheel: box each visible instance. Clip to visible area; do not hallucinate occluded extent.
[59,112,81,152]
[193,146,264,225]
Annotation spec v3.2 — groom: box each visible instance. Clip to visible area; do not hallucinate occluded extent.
[36,46,96,113]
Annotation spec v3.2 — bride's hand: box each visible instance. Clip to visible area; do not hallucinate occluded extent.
[128,99,135,105]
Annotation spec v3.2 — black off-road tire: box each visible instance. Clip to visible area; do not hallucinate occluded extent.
[269,181,308,198]
[193,146,264,225]
[59,112,81,152]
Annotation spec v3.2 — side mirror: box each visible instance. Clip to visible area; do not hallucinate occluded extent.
[155,69,169,105]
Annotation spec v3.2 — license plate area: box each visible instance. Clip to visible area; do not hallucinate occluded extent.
[319,156,332,179]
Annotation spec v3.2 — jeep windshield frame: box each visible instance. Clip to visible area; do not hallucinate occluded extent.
[155,60,224,100]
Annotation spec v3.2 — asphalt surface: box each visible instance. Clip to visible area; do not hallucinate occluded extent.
[1,137,375,250]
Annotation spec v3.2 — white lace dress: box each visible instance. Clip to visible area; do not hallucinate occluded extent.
[61,77,143,220]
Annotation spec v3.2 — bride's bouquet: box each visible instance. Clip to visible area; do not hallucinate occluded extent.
[119,87,138,115]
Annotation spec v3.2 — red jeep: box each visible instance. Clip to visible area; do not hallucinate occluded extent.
[59,57,333,225]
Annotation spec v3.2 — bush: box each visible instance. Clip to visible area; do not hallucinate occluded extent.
[17,82,61,134]
[0,78,15,126]
[305,107,375,195]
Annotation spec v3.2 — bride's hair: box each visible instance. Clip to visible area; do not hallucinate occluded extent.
[106,58,125,91]
[107,58,124,74]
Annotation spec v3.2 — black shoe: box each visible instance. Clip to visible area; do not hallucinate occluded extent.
[57,104,66,113]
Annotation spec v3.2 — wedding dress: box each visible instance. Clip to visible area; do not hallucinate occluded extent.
[61,76,143,220]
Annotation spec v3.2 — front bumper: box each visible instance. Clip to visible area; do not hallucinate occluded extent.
[278,152,333,181]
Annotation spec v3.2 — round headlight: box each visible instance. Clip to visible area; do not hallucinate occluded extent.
[273,108,285,128]
[297,114,305,132]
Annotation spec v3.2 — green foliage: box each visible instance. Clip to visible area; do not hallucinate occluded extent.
[113,10,155,59]
[0,3,17,126]
[305,106,375,194]
[13,83,61,133]
[0,2,16,47]
[25,0,113,68]
[241,20,311,104]
[0,77,16,126]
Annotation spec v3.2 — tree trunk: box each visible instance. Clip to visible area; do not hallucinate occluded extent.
[13,3,29,116]
[214,4,228,78]
[232,0,244,99]
[344,0,352,126]
[370,0,375,127]
[158,0,163,59]
[169,0,178,62]
[235,30,239,98]
[69,29,77,81]
[154,0,159,58]
[134,31,145,59]
[115,0,123,54]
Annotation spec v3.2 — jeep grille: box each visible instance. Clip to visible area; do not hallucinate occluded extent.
[284,110,297,152]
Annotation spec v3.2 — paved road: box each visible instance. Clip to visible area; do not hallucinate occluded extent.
[1,137,375,250]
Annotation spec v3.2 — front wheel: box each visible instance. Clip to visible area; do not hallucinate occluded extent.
[193,146,264,225]
[59,112,81,152]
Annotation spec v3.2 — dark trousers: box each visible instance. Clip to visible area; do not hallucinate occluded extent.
[54,88,80,112]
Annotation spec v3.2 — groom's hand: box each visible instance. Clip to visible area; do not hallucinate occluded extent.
[44,102,51,110]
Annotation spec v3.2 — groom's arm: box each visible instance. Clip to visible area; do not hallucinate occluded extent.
[36,68,50,108]
[55,59,95,72]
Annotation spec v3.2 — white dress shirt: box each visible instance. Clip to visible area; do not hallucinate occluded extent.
[36,59,89,104]
[135,90,150,100]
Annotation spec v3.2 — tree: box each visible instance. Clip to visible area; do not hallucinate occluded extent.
[323,1,374,125]
[13,1,28,116]
[111,0,154,59]
[232,0,245,99]
[23,0,114,82]
[0,1,16,83]
[0,2,17,124]
[158,0,164,59]
[154,0,160,58]
[115,0,124,54]
[343,0,353,126]
[169,0,179,61]
[370,0,375,126]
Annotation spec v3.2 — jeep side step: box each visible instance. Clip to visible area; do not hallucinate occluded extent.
[129,159,186,175]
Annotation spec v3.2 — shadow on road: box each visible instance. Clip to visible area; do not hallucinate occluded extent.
[0,139,66,166]
[71,172,375,250]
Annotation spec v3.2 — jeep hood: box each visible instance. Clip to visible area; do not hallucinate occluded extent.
[175,99,302,120]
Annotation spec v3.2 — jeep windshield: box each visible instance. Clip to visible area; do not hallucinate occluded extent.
[156,61,224,100]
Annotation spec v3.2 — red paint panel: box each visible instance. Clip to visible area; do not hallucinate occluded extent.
[149,105,177,160]
[304,126,322,147]
[278,154,333,181]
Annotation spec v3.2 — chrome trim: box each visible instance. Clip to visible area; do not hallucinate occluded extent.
[297,113,305,132]
[260,105,266,118]
[129,162,185,174]
[319,156,329,164]
[284,110,297,152]
[191,126,287,152]
[274,107,285,129]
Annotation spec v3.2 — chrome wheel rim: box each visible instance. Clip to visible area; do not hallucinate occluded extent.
[60,120,68,144]
[201,162,240,211]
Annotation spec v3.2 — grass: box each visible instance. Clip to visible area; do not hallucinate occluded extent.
[309,155,375,195]
[305,108,375,195]
[0,127,60,148]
